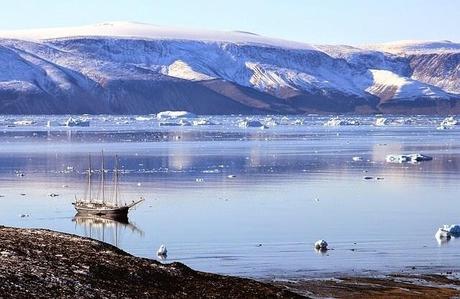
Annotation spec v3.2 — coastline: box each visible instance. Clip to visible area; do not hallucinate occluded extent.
[1,226,459,298]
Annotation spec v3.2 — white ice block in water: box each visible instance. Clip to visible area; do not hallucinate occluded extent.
[440,116,458,127]
[159,119,192,126]
[324,117,360,126]
[238,120,267,129]
[64,117,90,127]
[157,244,167,256]
[156,111,196,119]
[375,117,391,126]
[192,118,216,126]
[386,153,432,163]
[13,120,35,126]
[314,239,328,250]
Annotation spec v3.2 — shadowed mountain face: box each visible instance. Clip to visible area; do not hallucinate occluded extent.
[0,23,459,114]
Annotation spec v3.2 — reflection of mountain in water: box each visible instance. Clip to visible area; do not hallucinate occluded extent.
[72,215,144,247]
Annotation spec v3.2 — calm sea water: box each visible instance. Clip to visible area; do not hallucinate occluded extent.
[0,114,459,278]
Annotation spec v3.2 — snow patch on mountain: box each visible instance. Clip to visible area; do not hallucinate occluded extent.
[364,40,460,55]
[366,69,450,100]
[163,60,215,81]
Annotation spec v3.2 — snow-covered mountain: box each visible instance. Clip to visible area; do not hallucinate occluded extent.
[0,22,459,114]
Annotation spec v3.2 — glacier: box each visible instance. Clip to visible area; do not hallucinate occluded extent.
[0,22,459,114]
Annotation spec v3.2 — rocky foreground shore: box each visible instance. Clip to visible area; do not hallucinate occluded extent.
[0,226,299,298]
[1,226,460,298]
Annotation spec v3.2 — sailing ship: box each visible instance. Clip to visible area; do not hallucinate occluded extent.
[73,152,144,220]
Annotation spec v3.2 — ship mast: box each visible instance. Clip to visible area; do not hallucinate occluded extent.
[88,154,92,203]
[114,155,119,207]
[101,150,105,205]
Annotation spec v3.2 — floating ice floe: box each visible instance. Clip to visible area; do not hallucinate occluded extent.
[385,153,433,163]
[192,118,215,126]
[159,119,192,126]
[437,116,458,130]
[135,115,154,121]
[13,120,35,126]
[64,117,90,127]
[238,120,267,129]
[157,244,167,257]
[435,225,460,243]
[314,240,328,251]
[324,117,360,126]
[292,119,304,126]
[374,117,391,126]
[156,111,196,119]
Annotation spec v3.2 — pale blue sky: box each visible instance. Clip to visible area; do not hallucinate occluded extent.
[0,0,458,44]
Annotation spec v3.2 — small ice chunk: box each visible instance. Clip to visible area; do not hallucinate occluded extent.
[437,224,460,238]
[439,116,458,128]
[159,119,192,126]
[156,111,196,119]
[64,117,90,127]
[238,120,267,129]
[13,120,35,126]
[314,240,328,250]
[386,154,432,163]
[375,117,391,126]
[324,117,360,126]
[192,118,215,126]
[157,244,167,257]
[135,116,154,121]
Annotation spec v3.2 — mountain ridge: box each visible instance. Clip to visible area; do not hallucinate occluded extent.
[0,22,459,115]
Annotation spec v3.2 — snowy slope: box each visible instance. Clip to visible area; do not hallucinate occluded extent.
[364,40,460,55]
[0,22,459,114]
[0,21,318,51]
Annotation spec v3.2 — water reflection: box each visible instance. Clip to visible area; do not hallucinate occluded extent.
[72,214,144,247]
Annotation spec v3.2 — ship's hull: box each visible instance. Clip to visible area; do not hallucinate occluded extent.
[73,204,130,221]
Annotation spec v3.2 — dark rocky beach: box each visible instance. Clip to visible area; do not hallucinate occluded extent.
[1,226,460,298]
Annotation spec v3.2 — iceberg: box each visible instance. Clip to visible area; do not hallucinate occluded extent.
[156,111,196,119]
[192,118,216,126]
[64,117,90,127]
[324,117,360,126]
[238,120,267,129]
[437,116,458,130]
[435,224,460,241]
[386,153,432,163]
[159,119,192,126]
[13,120,35,126]
[135,115,154,121]
[375,117,391,126]
[314,239,328,250]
